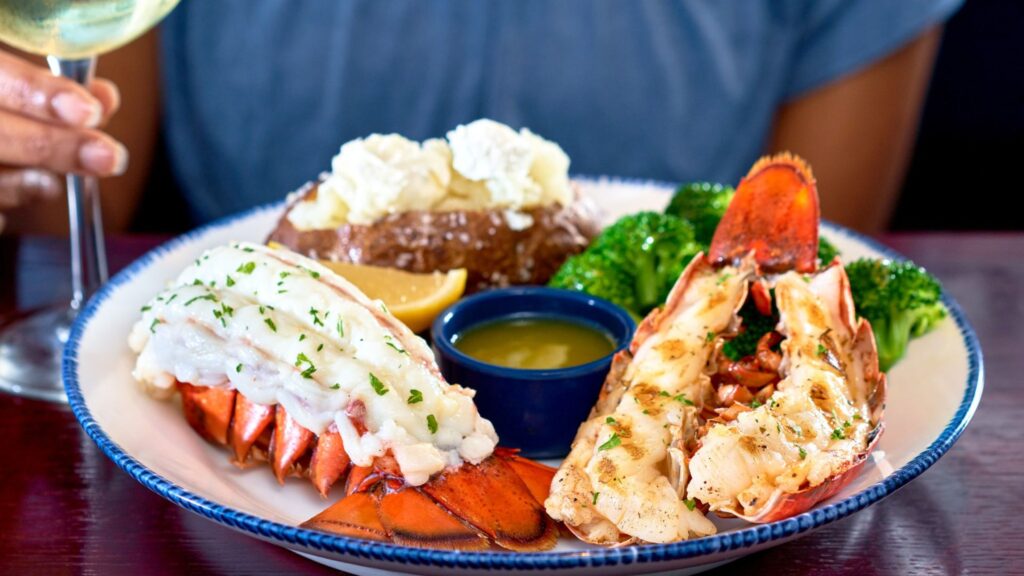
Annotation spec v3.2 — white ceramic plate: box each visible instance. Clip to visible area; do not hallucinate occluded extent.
[64,179,983,575]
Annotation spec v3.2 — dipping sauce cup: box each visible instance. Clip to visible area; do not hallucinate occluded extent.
[432,287,635,458]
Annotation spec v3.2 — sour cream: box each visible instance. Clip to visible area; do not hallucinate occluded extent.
[129,242,498,485]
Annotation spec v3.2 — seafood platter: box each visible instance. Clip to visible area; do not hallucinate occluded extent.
[64,120,982,574]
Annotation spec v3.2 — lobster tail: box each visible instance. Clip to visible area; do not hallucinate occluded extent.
[177,382,557,551]
[709,152,819,273]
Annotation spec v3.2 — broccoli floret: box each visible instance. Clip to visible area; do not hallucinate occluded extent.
[818,236,840,265]
[845,258,947,371]
[664,182,735,245]
[549,252,639,319]
[588,212,701,313]
[722,294,778,361]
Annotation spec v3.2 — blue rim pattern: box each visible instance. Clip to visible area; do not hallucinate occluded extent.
[63,179,984,571]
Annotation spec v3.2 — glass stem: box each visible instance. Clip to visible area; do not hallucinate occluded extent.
[47,56,108,312]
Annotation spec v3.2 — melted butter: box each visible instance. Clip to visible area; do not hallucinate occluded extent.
[454,317,614,370]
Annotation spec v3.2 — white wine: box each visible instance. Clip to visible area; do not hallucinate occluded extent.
[0,0,180,59]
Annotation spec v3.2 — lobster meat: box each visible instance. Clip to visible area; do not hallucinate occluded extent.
[130,243,557,551]
[545,153,885,543]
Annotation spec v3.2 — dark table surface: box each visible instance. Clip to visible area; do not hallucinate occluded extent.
[1,233,1020,575]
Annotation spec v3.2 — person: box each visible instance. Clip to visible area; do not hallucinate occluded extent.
[0,0,961,235]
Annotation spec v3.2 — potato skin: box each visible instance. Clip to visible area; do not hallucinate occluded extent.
[267,182,601,292]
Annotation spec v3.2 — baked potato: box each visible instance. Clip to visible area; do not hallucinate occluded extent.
[267,180,601,292]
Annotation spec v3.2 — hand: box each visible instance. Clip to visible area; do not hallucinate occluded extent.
[0,50,123,233]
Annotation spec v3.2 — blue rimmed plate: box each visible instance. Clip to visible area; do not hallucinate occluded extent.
[63,179,983,575]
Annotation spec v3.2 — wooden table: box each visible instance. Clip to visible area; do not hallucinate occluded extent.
[1,234,1019,575]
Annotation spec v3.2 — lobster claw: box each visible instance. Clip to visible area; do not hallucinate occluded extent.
[709,152,819,274]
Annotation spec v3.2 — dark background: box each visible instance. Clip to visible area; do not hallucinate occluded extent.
[894,0,1023,231]
[133,1,1024,234]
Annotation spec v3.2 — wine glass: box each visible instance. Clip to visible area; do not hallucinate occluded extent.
[0,0,181,402]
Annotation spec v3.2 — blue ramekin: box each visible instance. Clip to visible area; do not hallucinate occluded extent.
[432,287,635,459]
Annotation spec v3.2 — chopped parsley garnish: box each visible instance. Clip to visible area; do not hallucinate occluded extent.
[140,305,151,312]
[336,319,345,339]
[191,279,203,286]
[749,399,763,409]
[225,276,235,287]
[717,273,732,286]
[259,305,266,315]
[605,416,616,424]
[241,247,254,253]
[279,271,291,279]
[309,307,324,327]
[598,433,621,451]
[295,353,317,378]
[659,390,671,397]
[300,266,320,279]
[379,302,390,315]
[705,331,715,343]
[165,294,178,304]
[149,319,161,333]
[235,364,242,373]
[298,334,306,342]
[317,343,324,352]
[684,499,697,512]
[843,420,852,428]
[407,389,423,404]
[384,336,407,355]
[592,492,600,505]
[184,294,217,306]
[369,373,388,395]
[831,428,845,440]
[798,447,807,460]
[853,414,863,421]
[816,343,828,357]
[263,318,277,332]
[673,393,695,406]
[330,383,340,390]
[426,414,438,434]
[236,261,256,274]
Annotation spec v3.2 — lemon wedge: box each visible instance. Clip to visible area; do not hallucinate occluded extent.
[317,261,467,333]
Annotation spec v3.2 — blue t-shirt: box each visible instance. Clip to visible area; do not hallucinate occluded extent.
[160,0,961,223]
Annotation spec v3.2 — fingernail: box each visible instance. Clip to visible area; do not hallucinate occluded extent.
[52,91,102,128]
[21,170,61,198]
[79,140,128,176]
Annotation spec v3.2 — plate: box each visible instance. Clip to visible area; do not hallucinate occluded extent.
[64,178,983,575]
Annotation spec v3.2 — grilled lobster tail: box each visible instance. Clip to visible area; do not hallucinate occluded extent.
[547,152,885,544]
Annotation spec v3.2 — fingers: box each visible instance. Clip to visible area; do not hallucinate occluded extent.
[0,51,118,129]
[88,78,121,126]
[0,168,62,210]
[0,107,128,176]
